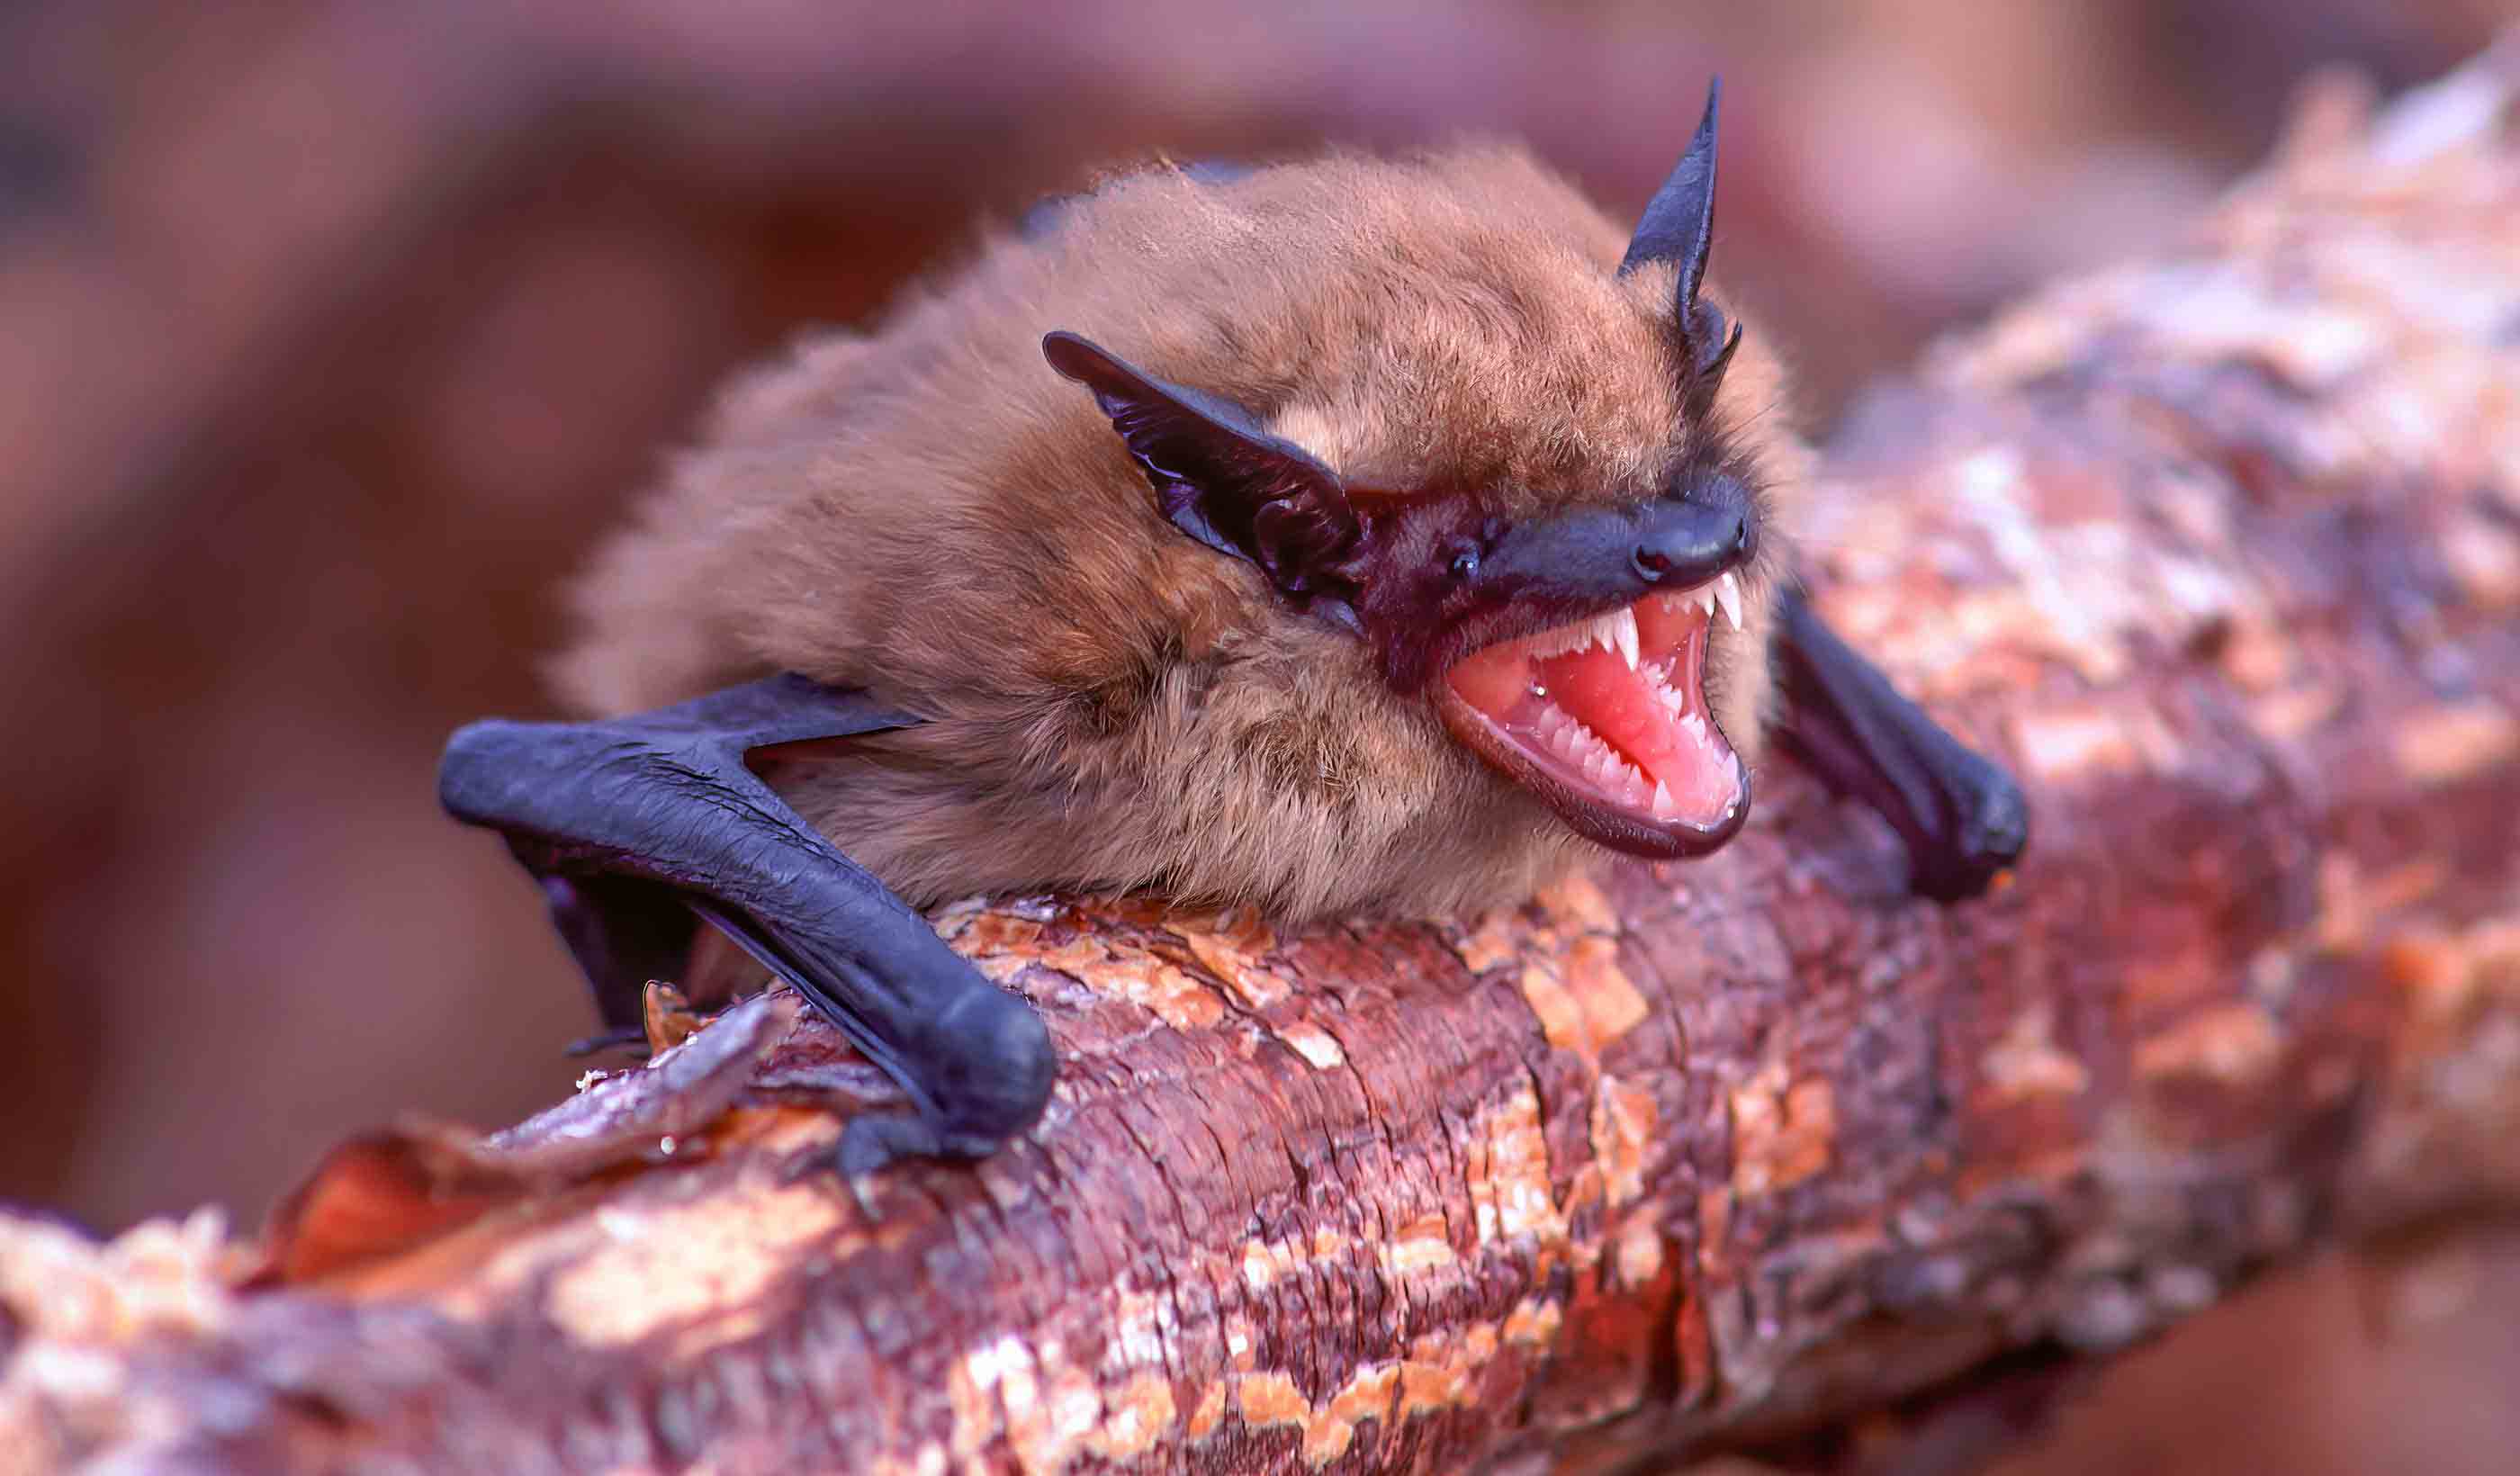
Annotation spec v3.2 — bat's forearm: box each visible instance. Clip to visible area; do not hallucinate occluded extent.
[438,676,1056,1166]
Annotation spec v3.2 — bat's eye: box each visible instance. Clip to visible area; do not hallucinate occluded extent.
[1450,518,1509,582]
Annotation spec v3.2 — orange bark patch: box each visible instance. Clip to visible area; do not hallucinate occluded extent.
[1235,1370,1310,1429]
[1397,1359,1468,1415]
[1454,907,1530,976]
[1612,1210,1665,1288]
[1589,1076,1659,1209]
[1089,1371,1176,1462]
[540,1184,844,1354]
[2392,700,2518,786]
[1467,1084,1570,1248]
[1730,1064,1839,1195]
[1394,1322,1501,1418]
[2247,682,2345,743]
[2216,618,2295,691]
[2010,706,2144,779]
[1276,1021,1346,1069]
[1239,1228,1353,1293]
[1005,1355,1104,1474]
[1184,1382,1228,1442]
[1027,938,1227,1031]
[1982,1004,2092,1100]
[1503,1295,1563,1347]
[1174,906,1283,994]
[1299,1363,1400,1465]
[2383,922,2520,1026]
[1381,1219,1462,1274]
[942,1331,1102,1472]
[2316,855,2449,954]
[2135,1003,2284,1087]
[1377,1215,1459,1280]
[2444,513,2520,608]
[0,1211,235,1345]
[1533,871,1623,932]
[1517,936,1649,1067]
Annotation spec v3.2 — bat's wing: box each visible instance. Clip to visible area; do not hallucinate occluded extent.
[1772,590,2029,900]
[437,674,1055,1174]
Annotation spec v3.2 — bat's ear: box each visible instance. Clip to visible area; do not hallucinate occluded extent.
[1619,78,1741,386]
[1043,330,1362,598]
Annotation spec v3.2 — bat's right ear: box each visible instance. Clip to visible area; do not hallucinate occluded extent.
[1043,331,1361,599]
[1618,78,1741,395]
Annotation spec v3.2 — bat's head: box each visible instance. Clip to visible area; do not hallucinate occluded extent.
[1043,85,1781,863]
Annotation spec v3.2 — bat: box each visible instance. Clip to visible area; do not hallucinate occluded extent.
[440,83,2027,1176]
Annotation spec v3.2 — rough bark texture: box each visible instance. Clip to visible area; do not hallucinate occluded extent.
[9,50,2520,1476]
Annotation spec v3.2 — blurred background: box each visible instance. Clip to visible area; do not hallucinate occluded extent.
[3,0,2515,1469]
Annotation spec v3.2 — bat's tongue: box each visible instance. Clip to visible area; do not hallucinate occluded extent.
[1444,590,1745,838]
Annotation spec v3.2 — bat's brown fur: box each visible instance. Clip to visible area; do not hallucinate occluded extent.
[558,145,1810,924]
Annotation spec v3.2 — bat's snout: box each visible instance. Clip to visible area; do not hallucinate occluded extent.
[1630,495,1750,589]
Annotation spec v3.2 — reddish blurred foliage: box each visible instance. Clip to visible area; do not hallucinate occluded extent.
[1,0,2513,1469]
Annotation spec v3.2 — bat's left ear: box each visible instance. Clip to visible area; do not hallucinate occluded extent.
[1043,330,1362,599]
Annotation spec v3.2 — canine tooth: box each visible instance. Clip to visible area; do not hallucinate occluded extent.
[1608,606,1640,669]
[1653,778,1673,815]
[1714,572,1744,632]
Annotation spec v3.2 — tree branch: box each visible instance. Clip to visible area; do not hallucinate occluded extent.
[9,47,2520,1476]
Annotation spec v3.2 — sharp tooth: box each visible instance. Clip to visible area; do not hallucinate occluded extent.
[1714,572,1745,632]
[1608,606,1640,669]
[1653,778,1674,815]
[1691,585,1716,619]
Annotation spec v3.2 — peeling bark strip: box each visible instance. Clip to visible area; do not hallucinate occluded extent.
[10,53,2520,1476]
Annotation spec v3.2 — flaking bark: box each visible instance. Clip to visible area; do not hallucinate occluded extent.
[9,49,2520,1476]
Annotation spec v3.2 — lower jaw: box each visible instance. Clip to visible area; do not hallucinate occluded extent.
[1432,686,1752,860]
[1558,764,1751,859]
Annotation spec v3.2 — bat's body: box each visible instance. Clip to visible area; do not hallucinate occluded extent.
[443,88,2026,1174]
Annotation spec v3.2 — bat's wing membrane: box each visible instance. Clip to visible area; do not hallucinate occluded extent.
[437,674,1055,1173]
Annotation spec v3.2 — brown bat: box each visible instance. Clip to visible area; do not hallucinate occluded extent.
[441,85,2025,1174]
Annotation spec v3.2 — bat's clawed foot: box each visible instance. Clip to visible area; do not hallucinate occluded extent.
[790,1104,1022,1197]
[830,1112,956,1179]
[796,1112,972,1219]
[793,987,1058,1186]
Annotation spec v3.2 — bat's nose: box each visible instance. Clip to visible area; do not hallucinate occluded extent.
[1631,496,1750,587]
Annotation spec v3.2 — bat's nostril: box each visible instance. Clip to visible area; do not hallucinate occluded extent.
[1632,502,1747,586]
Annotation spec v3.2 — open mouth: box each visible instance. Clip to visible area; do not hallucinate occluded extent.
[1436,575,1751,858]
